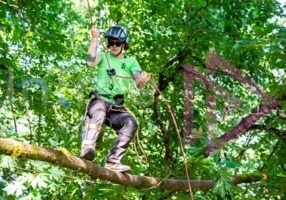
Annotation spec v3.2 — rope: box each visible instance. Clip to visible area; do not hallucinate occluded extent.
[149,79,194,199]
[86,1,194,199]
[86,0,93,27]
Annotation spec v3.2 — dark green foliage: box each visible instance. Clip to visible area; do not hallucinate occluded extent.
[1,0,286,199]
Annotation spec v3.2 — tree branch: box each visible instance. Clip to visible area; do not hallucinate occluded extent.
[277,109,286,119]
[0,138,263,191]
[158,49,189,92]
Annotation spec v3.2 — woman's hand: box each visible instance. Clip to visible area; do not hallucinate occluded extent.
[137,72,151,89]
[91,26,100,38]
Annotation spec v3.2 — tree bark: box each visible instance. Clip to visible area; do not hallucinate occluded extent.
[0,138,263,191]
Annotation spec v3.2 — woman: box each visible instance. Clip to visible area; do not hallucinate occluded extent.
[80,24,150,173]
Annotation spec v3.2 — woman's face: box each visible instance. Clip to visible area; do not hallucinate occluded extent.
[108,39,123,55]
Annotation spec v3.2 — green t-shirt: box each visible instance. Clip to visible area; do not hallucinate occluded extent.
[94,51,141,103]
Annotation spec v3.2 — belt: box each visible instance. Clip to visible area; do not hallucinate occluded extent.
[89,90,124,105]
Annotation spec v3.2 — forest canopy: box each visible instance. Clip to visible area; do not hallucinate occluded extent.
[1,0,286,199]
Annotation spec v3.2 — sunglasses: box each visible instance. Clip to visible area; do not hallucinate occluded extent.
[108,41,122,47]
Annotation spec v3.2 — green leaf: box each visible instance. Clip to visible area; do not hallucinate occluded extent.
[3,181,26,197]
[217,160,241,169]
[224,181,234,191]
[18,172,35,183]
[29,161,50,172]
[30,173,48,189]
[48,166,65,180]
[213,167,235,198]
[0,156,17,169]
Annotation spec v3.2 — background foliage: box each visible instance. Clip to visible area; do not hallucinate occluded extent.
[1,0,286,199]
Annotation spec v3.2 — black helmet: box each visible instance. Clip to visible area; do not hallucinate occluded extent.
[104,25,129,43]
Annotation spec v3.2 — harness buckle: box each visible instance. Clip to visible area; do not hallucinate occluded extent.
[110,104,127,112]
[89,90,99,99]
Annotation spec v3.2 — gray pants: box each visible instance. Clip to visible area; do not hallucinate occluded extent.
[83,99,138,163]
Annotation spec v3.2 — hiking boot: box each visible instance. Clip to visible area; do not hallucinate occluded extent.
[80,145,95,161]
[104,162,131,173]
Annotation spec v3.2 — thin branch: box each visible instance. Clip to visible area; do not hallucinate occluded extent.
[277,109,286,119]
[0,65,8,108]
[37,114,42,145]
[158,48,190,92]
[250,125,286,143]
[26,105,33,142]
[260,140,281,171]
[0,0,18,8]
[10,101,17,134]
[235,131,255,160]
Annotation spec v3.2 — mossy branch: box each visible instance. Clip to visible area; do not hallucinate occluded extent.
[0,138,263,191]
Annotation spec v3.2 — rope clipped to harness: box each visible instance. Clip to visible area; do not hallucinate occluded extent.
[106,68,116,90]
